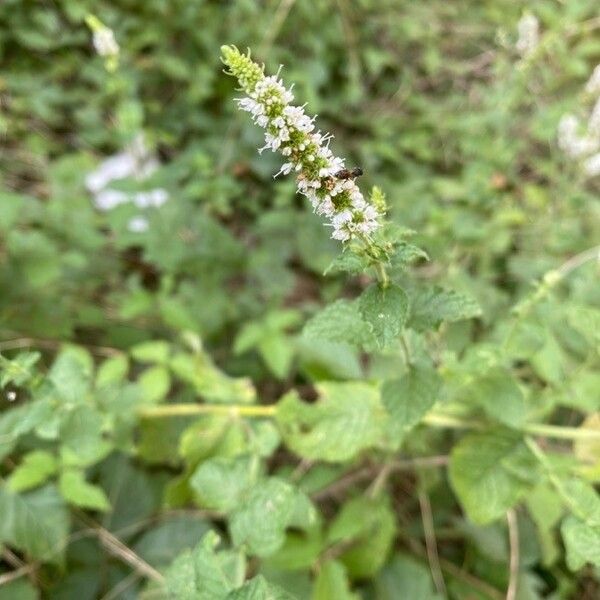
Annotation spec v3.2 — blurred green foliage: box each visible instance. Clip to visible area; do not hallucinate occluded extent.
[1,0,600,598]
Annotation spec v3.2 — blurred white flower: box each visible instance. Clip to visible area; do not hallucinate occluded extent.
[587,97,600,138]
[128,216,150,233]
[516,14,539,57]
[92,27,119,58]
[585,65,600,96]
[557,114,599,158]
[86,133,169,220]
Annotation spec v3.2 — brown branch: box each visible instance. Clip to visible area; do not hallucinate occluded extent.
[418,490,447,598]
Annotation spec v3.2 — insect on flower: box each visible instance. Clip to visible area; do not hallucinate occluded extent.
[334,167,364,180]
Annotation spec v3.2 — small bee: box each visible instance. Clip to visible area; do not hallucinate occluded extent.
[334,166,363,180]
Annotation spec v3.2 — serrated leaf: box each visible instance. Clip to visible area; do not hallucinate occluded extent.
[312,561,359,600]
[60,406,109,467]
[59,469,110,511]
[388,242,428,268]
[227,575,297,599]
[558,478,600,527]
[134,515,213,568]
[164,531,246,599]
[131,340,171,363]
[0,351,40,388]
[561,515,600,570]
[328,495,396,578]
[324,252,370,275]
[48,346,93,404]
[190,455,258,512]
[381,365,442,446]
[302,299,374,347]
[170,352,256,405]
[409,287,481,331]
[0,484,69,564]
[8,450,58,493]
[276,383,385,462]
[468,368,526,427]
[229,478,316,557]
[359,283,408,348]
[449,429,535,524]
[0,399,53,460]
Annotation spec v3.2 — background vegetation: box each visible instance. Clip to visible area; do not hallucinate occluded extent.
[1,1,599,598]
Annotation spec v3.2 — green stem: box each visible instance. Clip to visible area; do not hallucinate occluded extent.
[139,403,277,418]
[423,413,600,441]
[139,403,600,441]
[374,261,389,288]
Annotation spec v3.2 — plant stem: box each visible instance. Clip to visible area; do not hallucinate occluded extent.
[422,413,600,441]
[139,404,600,441]
[139,403,277,418]
[374,261,390,288]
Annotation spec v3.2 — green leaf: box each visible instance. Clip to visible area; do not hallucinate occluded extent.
[0,351,40,388]
[561,515,600,570]
[312,561,359,600]
[526,483,563,566]
[229,478,316,557]
[358,283,409,348]
[559,478,600,527]
[258,334,295,379]
[138,365,171,403]
[164,531,246,599]
[0,579,38,600]
[59,469,110,511]
[134,515,213,568]
[8,450,58,493]
[276,383,386,462]
[375,553,443,600]
[0,484,69,564]
[227,575,297,599]
[131,340,171,363]
[60,406,110,467]
[302,299,374,347]
[190,455,258,513]
[468,368,526,427]
[381,365,442,446]
[328,495,396,578]
[449,429,535,524]
[324,252,370,275]
[409,287,481,331]
[0,399,53,460]
[48,346,93,404]
[96,354,129,387]
[170,352,256,405]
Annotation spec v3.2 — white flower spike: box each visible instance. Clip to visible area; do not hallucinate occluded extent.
[221,46,381,243]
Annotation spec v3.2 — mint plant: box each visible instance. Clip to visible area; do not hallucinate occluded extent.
[1,5,600,598]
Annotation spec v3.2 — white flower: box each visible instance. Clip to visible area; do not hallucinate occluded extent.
[92,27,119,57]
[585,65,600,96]
[516,14,539,57]
[583,152,600,177]
[128,216,149,233]
[229,52,380,242]
[588,97,600,139]
[87,134,170,212]
[557,114,599,158]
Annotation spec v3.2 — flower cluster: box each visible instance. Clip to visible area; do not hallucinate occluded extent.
[86,14,119,72]
[557,63,600,178]
[516,13,539,58]
[221,46,380,242]
[86,133,169,232]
